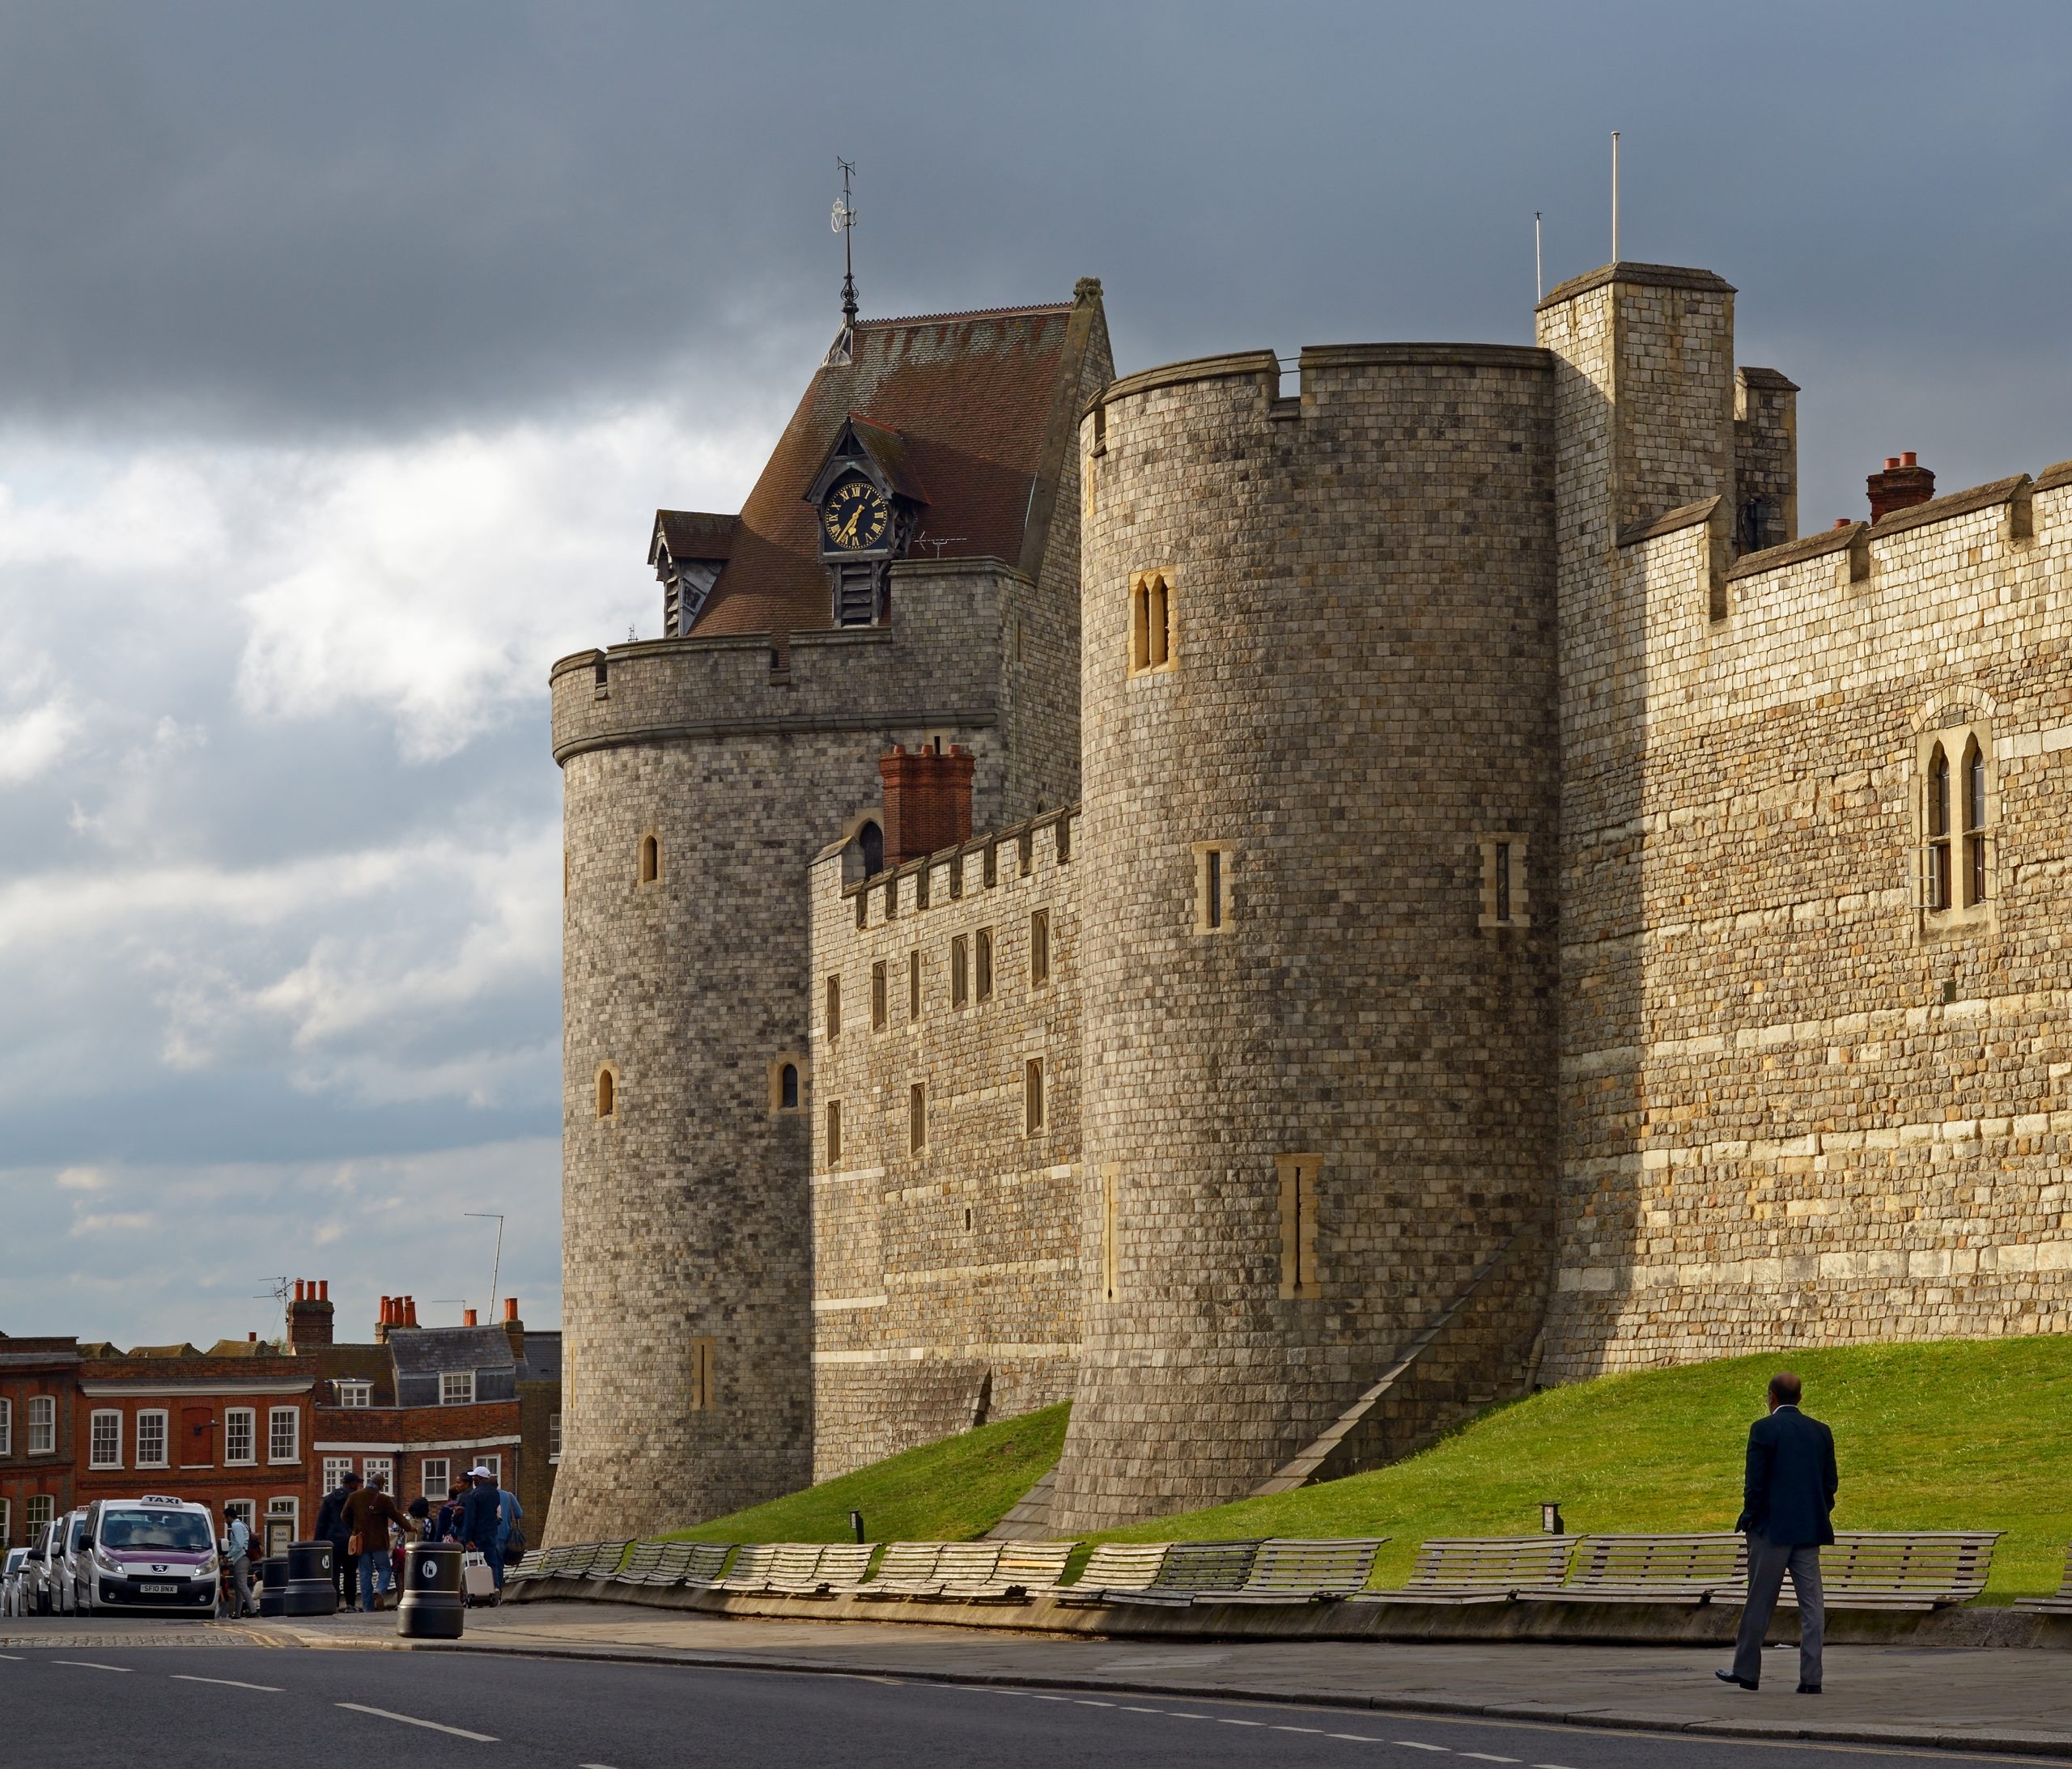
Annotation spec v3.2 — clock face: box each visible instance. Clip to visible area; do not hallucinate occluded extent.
[822,477,891,552]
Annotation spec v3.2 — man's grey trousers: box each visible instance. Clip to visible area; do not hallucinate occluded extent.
[1731,1532,1824,1688]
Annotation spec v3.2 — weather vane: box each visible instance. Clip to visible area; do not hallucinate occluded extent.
[831,156,859,326]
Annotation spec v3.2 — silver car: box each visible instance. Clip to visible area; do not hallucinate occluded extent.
[54,1509,91,1616]
[0,1546,28,1615]
[23,1521,59,1615]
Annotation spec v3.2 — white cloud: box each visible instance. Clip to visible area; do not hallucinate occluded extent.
[57,1166,113,1191]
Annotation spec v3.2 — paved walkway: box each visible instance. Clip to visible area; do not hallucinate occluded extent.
[265,1601,2072,1758]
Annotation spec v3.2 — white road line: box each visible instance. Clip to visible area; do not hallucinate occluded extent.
[1533,1763,1582,1768]
[1459,1756,1520,1764]
[0,1653,23,1661]
[1272,1726,1325,1734]
[53,1661,132,1672]
[171,1675,282,1692]
[1395,1746,1450,1754]
[1326,1735,1380,1743]
[337,1703,498,1741]
[1075,1700,1115,1707]
[1121,1706,1161,1713]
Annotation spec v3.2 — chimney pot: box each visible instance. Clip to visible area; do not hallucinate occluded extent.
[248,1330,257,1342]
[463,1308,478,1326]
[1884,456,1901,471]
[319,1279,328,1300]
[503,1296,518,1322]
[1902,451,1918,468]
[1832,518,1853,529]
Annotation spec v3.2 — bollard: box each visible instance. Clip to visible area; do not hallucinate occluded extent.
[397,1541,465,1640]
[282,1540,338,1616]
[256,1555,289,1618]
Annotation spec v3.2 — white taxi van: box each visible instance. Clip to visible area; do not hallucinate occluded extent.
[76,1495,220,1616]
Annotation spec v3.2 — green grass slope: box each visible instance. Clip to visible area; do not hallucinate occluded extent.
[1097,1338,2072,1599]
[662,1403,1069,1546]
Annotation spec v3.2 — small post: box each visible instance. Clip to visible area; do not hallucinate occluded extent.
[1534,211,1543,304]
[849,1509,866,1544]
[1541,1500,1565,1534]
[1610,132,1620,263]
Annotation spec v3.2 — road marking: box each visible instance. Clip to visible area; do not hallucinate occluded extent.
[0,1653,23,1661]
[337,1703,498,1741]
[1326,1735,1380,1744]
[1075,1700,1115,1707]
[1273,1726,1326,1734]
[53,1661,133,1672]
[1395,1746,1450,1754]
[1215,1718,1265,1727]
[172,1675,282,1692]
[1121,1706,1161,1714]
[1459,1757,1520,1764]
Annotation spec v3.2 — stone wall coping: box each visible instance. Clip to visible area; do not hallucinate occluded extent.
[1616,496,1720,549]
[2036,457,2072,493]
[1726,522,1862,581]
[1536,260,1737,312]
[1091,350,1278,414]
[1296,342,1552,375]
[1866,473,2031,541]
[1736,365,1800,392]
[834,801,1082,901]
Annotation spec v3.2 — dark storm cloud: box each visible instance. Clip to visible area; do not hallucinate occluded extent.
[5,1,2070,508]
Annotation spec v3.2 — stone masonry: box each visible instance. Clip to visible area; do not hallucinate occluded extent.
[552,255,2072,1541]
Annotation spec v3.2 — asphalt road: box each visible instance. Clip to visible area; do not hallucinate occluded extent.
[0,1638,2047,1769]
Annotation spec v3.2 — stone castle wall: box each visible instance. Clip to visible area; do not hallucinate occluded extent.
[550,562,1038,1545]
[1541,461,2072,1377]
[1052,342,1565,1531]
[806,811,1082,1480]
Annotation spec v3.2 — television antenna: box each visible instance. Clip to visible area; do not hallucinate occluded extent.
[465,1212,505,1320]
[252,1276,291,1303]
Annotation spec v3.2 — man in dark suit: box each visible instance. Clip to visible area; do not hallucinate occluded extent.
[1717,1370,1838,1695]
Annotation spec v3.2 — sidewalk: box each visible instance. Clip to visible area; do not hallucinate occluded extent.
[278,1599,2072,1758]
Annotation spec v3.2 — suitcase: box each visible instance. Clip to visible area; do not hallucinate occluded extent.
[461,1554,498,1601]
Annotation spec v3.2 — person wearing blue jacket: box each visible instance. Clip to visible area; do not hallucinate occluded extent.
[457,1466,506,1595]
[1717,1371,1839,1695]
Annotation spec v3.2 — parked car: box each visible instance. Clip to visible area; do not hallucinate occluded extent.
[75,1495,220,1617]
[54,1509,91,1615]
[0,1546,28,1615]
[23,1521,59,1615]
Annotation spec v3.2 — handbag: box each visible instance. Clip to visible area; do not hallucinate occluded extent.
[346,1532,363,1556]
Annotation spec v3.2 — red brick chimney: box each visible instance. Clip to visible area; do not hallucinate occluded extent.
[502,1296,525,1363]
[463,1308,478,1326]
[286,1277,335,1351]
[1867,451,1936,522]
[878,744,975,867]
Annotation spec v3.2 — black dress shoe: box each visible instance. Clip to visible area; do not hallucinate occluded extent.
[1715,1669,1758,1690]
[1797,1683,1822,1695]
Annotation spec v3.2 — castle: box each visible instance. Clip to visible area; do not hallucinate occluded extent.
[546,261,2072,1545]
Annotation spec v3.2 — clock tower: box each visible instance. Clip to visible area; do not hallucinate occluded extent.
[804,415,925,626]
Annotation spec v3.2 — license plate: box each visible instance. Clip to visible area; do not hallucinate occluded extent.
[139,1583,178,1594]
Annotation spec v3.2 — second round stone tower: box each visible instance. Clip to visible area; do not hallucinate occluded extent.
[1051,344,1565,1530]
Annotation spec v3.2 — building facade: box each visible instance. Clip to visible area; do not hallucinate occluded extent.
[554,259,2072,1539]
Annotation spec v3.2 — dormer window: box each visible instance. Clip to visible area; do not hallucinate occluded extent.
[805,418,928,629]
[335,1381,372,1409]
[440,1372,476,1406]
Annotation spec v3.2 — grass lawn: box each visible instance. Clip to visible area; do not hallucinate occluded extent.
[650,1338,2072,1600]
[1094,1337,2072,1599]
[660,1402,1069,1546]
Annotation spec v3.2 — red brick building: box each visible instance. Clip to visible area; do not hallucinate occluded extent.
[0,1282,560,1550]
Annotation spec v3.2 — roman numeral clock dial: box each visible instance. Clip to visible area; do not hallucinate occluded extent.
[822,479,890,550]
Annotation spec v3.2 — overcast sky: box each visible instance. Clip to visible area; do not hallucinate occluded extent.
[2,2,2068,1347]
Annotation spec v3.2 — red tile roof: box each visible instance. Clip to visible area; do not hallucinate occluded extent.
[688,295,1098,636]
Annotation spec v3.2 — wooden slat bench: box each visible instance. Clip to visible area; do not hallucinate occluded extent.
[948,1541,1076,1601]
[587,1540,634,1580]
[613,1542,666,1584]
[1519,1533,1746,1604]
[709,1542,784,1593]
[1758,1531,2002,1611]
[545,1542,598,1579]
[859,1542,945,1598]
[501,1549,544,1585]
[1107,1539,1263,1606]
[1195,1537,1389,1604]
[2015,1542,2072,1615]
[913,1542,1003,1597]
[1355,1536,1576,1606]
[674,1542,736,1588]
[777,1542,875,1596]
[1056,1542,1172,1605]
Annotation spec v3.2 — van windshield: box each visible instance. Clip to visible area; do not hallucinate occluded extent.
[98,1508,214,1553]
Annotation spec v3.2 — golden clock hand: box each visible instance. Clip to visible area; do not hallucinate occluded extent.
[838,507,861,545]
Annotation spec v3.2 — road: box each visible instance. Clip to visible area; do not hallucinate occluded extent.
[0,1627,2045,1769]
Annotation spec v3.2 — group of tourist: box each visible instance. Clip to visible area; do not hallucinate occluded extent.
[291,1466,525,1613]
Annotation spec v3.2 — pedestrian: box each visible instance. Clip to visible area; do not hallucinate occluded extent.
[495,1478,524,1573]
[315,1470,362,1611]
[436,1483,467,1542]
[219,1508,254,1618]
[406,1495,433,1542]
[457,1465,505,1594]
[1717,1369,1838,1695]
[342,1473,409,1613]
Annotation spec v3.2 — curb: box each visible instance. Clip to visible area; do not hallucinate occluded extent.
[401,1636,2072,1760]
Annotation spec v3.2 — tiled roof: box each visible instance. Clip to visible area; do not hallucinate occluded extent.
[516,1330,562,1384]
[686,286,1107,637]
[388,1325,517,1377]
[650,510,739,568]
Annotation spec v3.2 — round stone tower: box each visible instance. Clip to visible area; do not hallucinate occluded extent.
[1051,344,1564,1531]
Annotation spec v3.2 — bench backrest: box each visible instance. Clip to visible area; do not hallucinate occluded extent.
[1407,1535,1577,1591]
[683,1542,734,1583]
[587,1540,634,1577]
[871,1542,944,1584]
[812,1543,875,1586]
[1073,1542,1172,1591]
[1157,1539,1263,1592]
[618,1542,665,1579]
[1824,1531,2000,1601]
[723,1542,783,1584]
[648,1542,698,1580]
[1566,1534,1745,1588]
[991,1541,1076,1587]
[933,1542,1003,1585]
[766,1542,828,1584]
[1240,1537,1386,1593]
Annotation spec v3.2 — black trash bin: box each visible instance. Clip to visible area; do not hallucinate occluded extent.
[397,1542,465,1640]
[256,1555,289,1618]
[282,1540,338,1616]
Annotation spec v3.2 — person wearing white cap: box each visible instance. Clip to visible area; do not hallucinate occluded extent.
[456,1466,506,1594]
